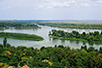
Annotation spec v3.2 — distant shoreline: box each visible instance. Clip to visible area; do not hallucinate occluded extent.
[38,22,102,29]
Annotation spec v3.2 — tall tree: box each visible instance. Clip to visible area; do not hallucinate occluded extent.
[3,38,7,48]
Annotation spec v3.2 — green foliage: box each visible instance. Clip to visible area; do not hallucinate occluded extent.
[3,38,7,48]
[40,46,45,51]
[0,44,3,48]
[6,43,11,48]
[49,29,102,42]
[0,42,102,68]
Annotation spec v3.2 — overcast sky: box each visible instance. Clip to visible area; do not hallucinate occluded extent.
[0,0,102,20]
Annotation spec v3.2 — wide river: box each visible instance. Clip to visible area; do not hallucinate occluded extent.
[0,25,102,49]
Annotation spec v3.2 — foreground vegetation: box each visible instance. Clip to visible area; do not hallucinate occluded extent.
[1,38,102,68]
[0,21,41,30]
[0,32,44,41]
[49,29,102,42]
[38,22,102,29]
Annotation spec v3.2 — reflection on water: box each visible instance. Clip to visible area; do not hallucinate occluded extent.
[88,42,94,46]
[83,41,86,45]
[0,25,102,49]
[76,40,79,44]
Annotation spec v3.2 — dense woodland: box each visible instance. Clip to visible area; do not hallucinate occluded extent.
[0,38,102,68]
[0,32,44,41]
[0,21,40,30]
[38,22,102,29]
[49,29,102,42]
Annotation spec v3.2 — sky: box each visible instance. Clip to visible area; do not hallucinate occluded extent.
[0,0,102,20]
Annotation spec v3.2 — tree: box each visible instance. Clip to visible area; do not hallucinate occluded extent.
[49,31,51,35]
[94,31,99,36]
[0,44,4,53]
[21,57,28,62]
[89,32,94,35]
[60,30,65,37]
[3,38,7,48]
[87,47,95,52]
[82,32,86,36]
[52,29,56,35]
[0,44,3,48]
[6,43,11,48]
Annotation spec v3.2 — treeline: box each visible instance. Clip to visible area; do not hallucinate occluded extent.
[0,32,44,41]
[0,21,40,30]
[38,22,102,29]
[1,42,102,68]
[49,29,102,42]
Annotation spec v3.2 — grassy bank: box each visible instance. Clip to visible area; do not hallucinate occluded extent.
[0,32,44,41]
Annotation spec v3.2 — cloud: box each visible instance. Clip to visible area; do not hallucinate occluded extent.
[78,0,90,2]
[81,3,90,7]
[46,7,53,9]
[52,2,70,8]
[97,0,102,3]
[90,0,98,1]
[68,1,76,4]
[45,0,49,2]
[39,5,44,8]
[71,1,76,3]
[3,6,11,10]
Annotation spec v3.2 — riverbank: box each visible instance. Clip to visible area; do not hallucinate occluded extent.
[0,32,44,41]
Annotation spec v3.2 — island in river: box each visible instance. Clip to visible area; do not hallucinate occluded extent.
[0,32,44,41]
[49,29,102,43]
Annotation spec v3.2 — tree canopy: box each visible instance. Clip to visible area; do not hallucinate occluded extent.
[0,42,102,68]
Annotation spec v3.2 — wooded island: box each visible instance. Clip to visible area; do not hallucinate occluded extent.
[49,29,102,42]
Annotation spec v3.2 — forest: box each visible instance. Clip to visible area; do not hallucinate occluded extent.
[49,29,102,42]
[0,21,41,30]
[0,32,44,41]
[0,38,102,68]
[38,22,102,29]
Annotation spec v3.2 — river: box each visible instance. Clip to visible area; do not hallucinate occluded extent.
[0,25,102,49]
